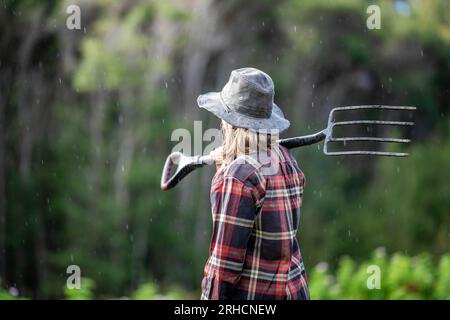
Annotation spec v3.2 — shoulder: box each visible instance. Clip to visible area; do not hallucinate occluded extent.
[279,145,305,179]
[213,157,266,197]
[278,145,296,163]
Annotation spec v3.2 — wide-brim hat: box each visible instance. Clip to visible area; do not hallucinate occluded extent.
[197,67,290,133]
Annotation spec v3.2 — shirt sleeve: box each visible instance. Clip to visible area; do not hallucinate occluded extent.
[207,176,260,299]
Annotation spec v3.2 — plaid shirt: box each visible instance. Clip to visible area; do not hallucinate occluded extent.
[201,145,309,300]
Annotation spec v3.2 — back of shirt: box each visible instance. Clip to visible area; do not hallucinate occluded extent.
[202,145,309,300]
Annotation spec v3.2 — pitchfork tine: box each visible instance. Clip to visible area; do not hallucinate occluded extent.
[330,137,411,143]
[333,120,414,127]
[325,151,410,157]
[323,105,416,156]
[331,105,416,111]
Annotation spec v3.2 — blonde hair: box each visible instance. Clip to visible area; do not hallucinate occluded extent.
[220,120,278,165]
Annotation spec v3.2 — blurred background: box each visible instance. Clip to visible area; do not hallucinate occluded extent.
[0,0,449,299]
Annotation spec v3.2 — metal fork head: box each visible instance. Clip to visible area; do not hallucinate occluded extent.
[323,105,416,157]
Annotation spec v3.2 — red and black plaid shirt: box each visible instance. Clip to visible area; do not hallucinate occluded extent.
[201,145,309,300]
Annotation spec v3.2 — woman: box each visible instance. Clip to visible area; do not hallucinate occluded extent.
[197,67,309,300]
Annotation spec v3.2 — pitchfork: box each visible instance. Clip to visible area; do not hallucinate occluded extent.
[161,105,416,191]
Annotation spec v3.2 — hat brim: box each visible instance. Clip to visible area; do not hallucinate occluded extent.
[197,91,290,133]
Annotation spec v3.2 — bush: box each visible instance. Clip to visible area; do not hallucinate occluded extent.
[309,249,450,299]
[64,278,95,300]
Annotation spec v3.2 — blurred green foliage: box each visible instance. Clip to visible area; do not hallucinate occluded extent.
[64,278,95,300]
[310,250,450,299]
[4,250,448,300]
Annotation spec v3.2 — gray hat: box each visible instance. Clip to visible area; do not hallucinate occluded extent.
[197,67,290,133]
